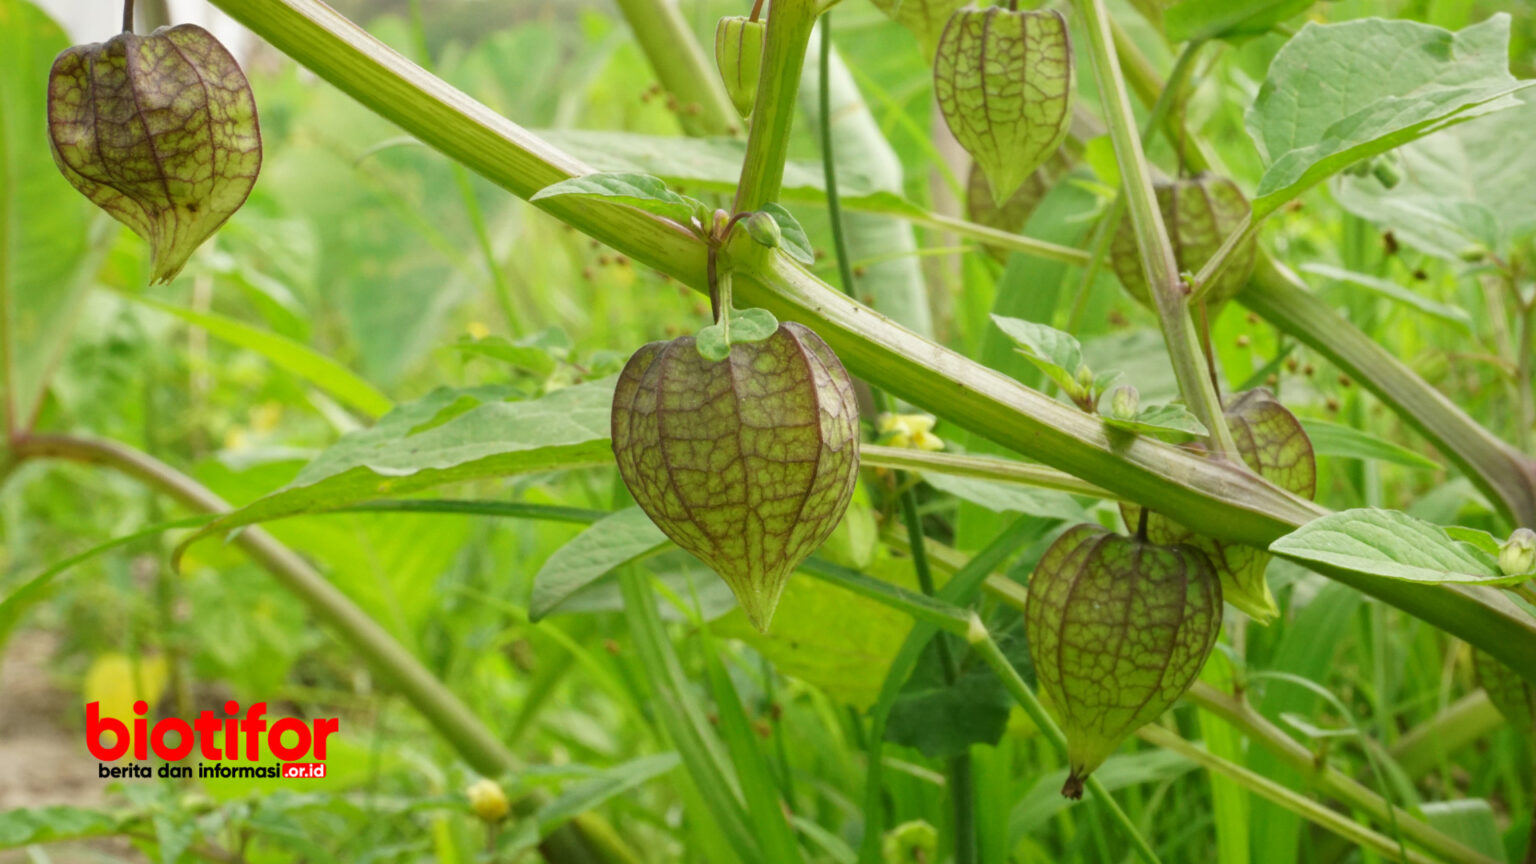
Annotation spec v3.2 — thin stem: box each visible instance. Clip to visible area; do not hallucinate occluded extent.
[1189,214,1257,306]
[1243,254,1536,527]
[1186,683,1498,864]
[1076,0,1236,457]
[1136,725,1439,864]
[611,0,737,135]
[860,445,1111,497]
[1516,292,1535,452]
[734,0,819,212]
[907,211,1089,267]
[122,0,134,32]
[967,622,1162,864]
[1066,38,1206,333]
[6,434,633,864]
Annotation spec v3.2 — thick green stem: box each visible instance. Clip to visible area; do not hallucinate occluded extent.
[6,434,633,864]
[611,0,737,136]
[201,0,1536,683]
[1243,255,1536,528]
[1075,0,1236,457]
[733,0,819,212]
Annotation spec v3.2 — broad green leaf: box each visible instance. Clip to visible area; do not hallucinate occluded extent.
[530,172,703,227]
[868,0,967,57]
[990,314,1085,396]
[1165,0,1314,43]
[0,805,123,847]
[1332,92,1536,261]
[712,556,918,709]
[1299,264,1473,331]
[176,379,617,558]
[451,332,563,377]
[1270,508,1522,585]
[1420,800,1510,862]
[530,507,668,621]
[1246,15,1535,217]
[0,0,98,434]
[1299,419,1441,471]
[128,294,394,419]
[885,618,1032,759]
[1103,403,1209,438]
[760,203,814,265]
[921,472,1088,523]
[694,307,781,362]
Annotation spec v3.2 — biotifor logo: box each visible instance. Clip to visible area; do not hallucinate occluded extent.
[87,700,337,780]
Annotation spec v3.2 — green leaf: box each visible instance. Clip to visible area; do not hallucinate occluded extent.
[760,203,815,264]
[990,314,1086,397]
[1270,508,1524,585]
[1165,0,1314,43]
[175,380,617,561]
[0,805,123,847]
[530,508,669,621]
[1299,419,1441,471]
[1246,15,1535,217]
[1299,264,1473,331]
[1103,403,1209,439]
[451,330,565,377]
[532,753,680,838]
[1008,750,1197,840]
[1419,800,1509,862]
[885,618,1033,759]
[0,0,99,434]
[695,307,781,362]
[1332,91,1536,261]
[127,293,394,419]
[921,472,1088,523]
[530,172,704,227]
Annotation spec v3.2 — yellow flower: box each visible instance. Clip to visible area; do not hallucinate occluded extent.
[876,413,944,451]
[466,321,490,340]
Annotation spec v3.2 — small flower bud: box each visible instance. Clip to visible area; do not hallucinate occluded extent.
[466,779,509,823]
[744,211,782,249]
[1108,385,1139,420]
[1499,528,1536,577]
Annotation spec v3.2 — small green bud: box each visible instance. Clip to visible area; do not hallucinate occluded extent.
[714,16,766,119]
[744,211,782,248]
[1499,527,1536,577]
[882,820,939,864]
[465,779,510,823]
[1074,364,1095,394]
[47,24,262,284]
[1458,244,1489,263]
[1370,158,1401,189]
[1108,385,1139,420]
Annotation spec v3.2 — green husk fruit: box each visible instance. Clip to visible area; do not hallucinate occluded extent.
[47,24,261,284]
[935,6,1074,204]
[714,16,766,119]
[1027,523,1222,798]
[1110,173,1255,307]
[611,323,861,631]
[1121,389,1315,624]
